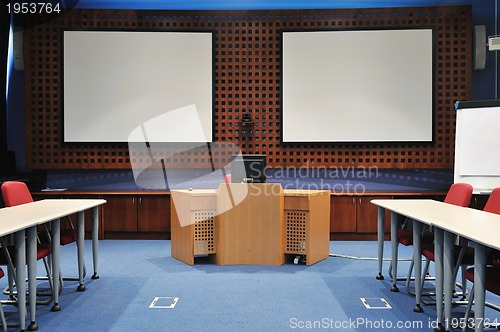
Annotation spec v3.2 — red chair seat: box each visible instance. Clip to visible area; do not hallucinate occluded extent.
[0,243,52,265]
[487,249,500,267]
[39,229,78,246]
[60,229,78,245]
[465,266,500,297]
[36,243,52,260]
[421,243,475,265]
[398,229,434,246]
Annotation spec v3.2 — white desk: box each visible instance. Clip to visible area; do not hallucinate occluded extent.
[371,199,500,332]
[0,199,105,331]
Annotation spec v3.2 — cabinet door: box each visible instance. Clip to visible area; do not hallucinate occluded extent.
[356,196,391,233]
[138,196,170,232]
[103,196,138,232]
[330,196,357,233]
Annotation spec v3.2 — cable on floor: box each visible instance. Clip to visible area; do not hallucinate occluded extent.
[329,253,413,261]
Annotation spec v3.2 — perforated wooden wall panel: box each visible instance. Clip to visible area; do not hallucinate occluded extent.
[24,6,471,169]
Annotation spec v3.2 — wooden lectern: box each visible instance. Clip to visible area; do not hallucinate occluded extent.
[170,185,330,266]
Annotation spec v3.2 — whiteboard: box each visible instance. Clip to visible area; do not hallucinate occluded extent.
[454,102,500,193]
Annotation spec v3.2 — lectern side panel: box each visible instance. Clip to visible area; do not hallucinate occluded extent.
[306,192,331,265]
[170,190,217,265]
[170,200,195,265]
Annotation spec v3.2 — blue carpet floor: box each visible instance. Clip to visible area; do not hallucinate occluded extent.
[0,240,498,331]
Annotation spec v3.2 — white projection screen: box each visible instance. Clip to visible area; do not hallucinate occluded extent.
[281,29,433,143]
[63,30,213,143]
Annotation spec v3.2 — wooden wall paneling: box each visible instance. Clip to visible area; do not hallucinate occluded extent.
[23,6,471,170]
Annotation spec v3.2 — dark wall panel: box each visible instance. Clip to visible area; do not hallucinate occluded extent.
[23,6,472,169]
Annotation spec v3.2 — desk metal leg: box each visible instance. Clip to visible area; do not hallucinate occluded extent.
[443,230,455,332]
[14,230,26,332]
[413,221,423,313]
[77,212,85,291]
[91,207,99,280]
[434,227,445,332]
[50,219,61,312]
[376,207,385,280]
[26,227,38,331]
[474,243,487,332]
[390,212,399,292]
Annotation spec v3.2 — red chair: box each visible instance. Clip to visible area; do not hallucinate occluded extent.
[389,183,473,296]
[2,181,79,247]
[443,183,475,207]
[463,188,500,326]
[0,181,56,303]
[0,267,7,332]
[3,181,84,283]
[418,183,474,302]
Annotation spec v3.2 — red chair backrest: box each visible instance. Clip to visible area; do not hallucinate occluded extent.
[483,187,500,215]
[443,183,473,207]
[1,181,34,207]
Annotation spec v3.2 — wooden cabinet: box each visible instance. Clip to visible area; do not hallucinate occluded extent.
[357,196,390,233]
[330,196,391,235]
[138,196,170,232]
[32,193,102,239]
[103,196,137,232]
[330,196,357,233]
[103,195,170,239]
[329,193,446,240]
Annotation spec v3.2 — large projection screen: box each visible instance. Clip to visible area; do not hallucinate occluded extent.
[281,29,433,143]
[63,31,213,143]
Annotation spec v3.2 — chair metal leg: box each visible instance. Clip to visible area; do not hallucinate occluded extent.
[6,265,14,301]
[417,248,469,306]
[2,253,62,305]
[463,287,474,331]
[0,302,6,332]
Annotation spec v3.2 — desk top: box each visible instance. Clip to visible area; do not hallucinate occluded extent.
[371,199,500,251]
[0,199,106,237]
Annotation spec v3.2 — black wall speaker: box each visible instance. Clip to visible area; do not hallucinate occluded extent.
[473,25,486,70]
